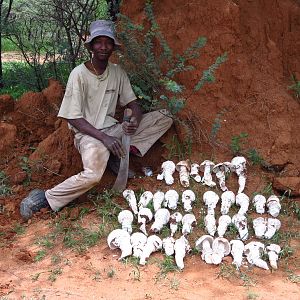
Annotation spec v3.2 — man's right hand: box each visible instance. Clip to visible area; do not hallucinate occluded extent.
[102,135,125,158]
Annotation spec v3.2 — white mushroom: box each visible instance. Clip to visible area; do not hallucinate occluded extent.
[266,195,281,217]
[164,189,179,210]
[235,193,250,215]
[220,191,235,215]
[107,229,132,260]
[205,214,217,236]
[252,194,266,214]
[162,236,175,256]
[174,235,191,270]
[176,160,191,187]
[182,213,197,235]
[131,232,147,258]
[266,244,281,269]
[252,217,267,239]
[200,160,216,187]
[232,214,248,241]
[137,207,153,236]
[244,241,269,270]
[182,189,196,212]
[169,212,183,237]
[212,162,231,191]
[118,210,134,234]
[230,240,245,269]
[157,160,176,185]
[211,237,231,265]
[217,215,232,237]
[153,191,165,212]
[190,163,201,183]
[139,235,162,265]
[231,156,247,194]
[264,218,281,239]
[150,208,170,233]
[138,191,153,210]
[123,189,138,215]
[195,235,214,264]
[203,191,219,215]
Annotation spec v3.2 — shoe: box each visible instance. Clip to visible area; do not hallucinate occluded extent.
[20,189,50,220]
[107,155,135,179]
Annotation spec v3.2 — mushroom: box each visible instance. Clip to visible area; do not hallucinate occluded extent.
[252,194,266,214]
[123,189,138,215]
[235,193,250,215]
[182,213,197,235]
[107,229,132,260]
[205,214,217,236]
[211,237,231,265]
[230,156,247,193]
[169,212,183,237]
[203,191,219,215]
[164,189,179,210]
[162,236,175,256]
[252,217,267,239]
[190,163,201,183]
[200,160,216,187]
[139,235,162,265]
[153,191,165,212]
[212,162,232,191]
[150,208,170,233]
[220,191,235,215]
[176,160,191,187]
[182,189,196,212]
[174,235,191,270]
[217,215,232,237]
[232,214,248,241]
[138,191,153,210]
[266,195,281,217]
[131,232,147,258]
[244,241,269,270]
[230,240,245,269]
[138,207,153,236]
[195,235,214,264]
[266,244,281,269]
[118,210,134,234]
[157,160,176,185]
[264,218,281,239]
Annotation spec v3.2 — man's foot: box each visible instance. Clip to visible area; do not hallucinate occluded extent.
[20,189,50,220]
[107,155,136,179]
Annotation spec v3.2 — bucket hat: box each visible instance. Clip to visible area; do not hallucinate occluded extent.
[84,20,121,50]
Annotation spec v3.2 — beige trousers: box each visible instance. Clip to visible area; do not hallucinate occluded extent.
[45,110,173,211]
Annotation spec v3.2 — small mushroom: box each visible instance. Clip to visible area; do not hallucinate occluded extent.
[190,163,201,183]
[182,213,197,235]
[138,207,153,236]
[107,229,132,260]
[200,160,216,187]
[139,235,163,265]
[162,236,175,256]
[157,160,176,185]
[131,232,147,258]
[205,214,217,236]
[176,160,191,187]
[174,235,191,270]
[253,217,267,239]
[264,218,281,239]
[164,189,179,210]
[232,214,248,241]
[230,240,245,269]
[138,191,153,210]
[212,162,232,191]
[211,237,231,265]
[182,189,196,212]
[123,189,138,215]
[118,210,134,234]
[195,235,214,264]
[244,241,269,270]
[252,194,266,214]
[220,191,235,215]
[217,215,232,237]
[266,195,281,217]
[231,156,247,193]
[153,191,165,212]
[150,208,170,233]
[266,244,281,269]
[203,191,219,215]
[235,193,250,215]
[169,212,183,237]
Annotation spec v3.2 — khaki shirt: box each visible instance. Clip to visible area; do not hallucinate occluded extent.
[58,62,136,132]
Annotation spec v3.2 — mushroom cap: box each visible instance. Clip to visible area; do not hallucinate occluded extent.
[195,235,214,251]
[182,190,196,202]
[231,156,247,167]
[107,229,131,250]
[182,213,196,224]
[130,232,147,245]
[191,163,200,169]
[221,190,236,203]
[253,194,266,204]
[161,160,176,171]
[147,235,163,250]
[230,239,244,249]
[212,237,231,256]
[153,190,165,200]
[267,218,281,229]
[122,189,136,199]
[165,189,179,201]
[170,212,183,223]
[176,159,191,171]
[267,195,280,204]
[118,210,134,223]
[154,208,171,221]
[244,241,265,254]
[253,217,266,226]
[218,215,232,224]
[138,191,154,207]
[266,244,281,254]
[203,191,219,205]
[212,162,232,174]
[200,160,215,171]
[235,193,249,205]
[138,207,153,222]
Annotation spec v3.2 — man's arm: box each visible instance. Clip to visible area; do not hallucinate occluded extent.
[122,100,143,135]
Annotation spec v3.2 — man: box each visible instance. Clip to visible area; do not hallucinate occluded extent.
[20,20,173,220]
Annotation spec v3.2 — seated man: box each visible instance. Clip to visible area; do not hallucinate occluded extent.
[20,20,173,220]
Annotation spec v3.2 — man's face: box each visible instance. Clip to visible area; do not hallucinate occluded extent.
[91,36,115,61]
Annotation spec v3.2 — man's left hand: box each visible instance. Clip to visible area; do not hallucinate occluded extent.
[122,116,138,135]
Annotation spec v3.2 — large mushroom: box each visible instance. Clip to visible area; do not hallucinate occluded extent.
[252,194,266,214]
[139,235,163,265]
[107,229,132,260]
[182,189,196,212]
[123,189,138,215]
[150,208,170,233]
[230,240,245,269]
[212,162,232,191]
[169,212,183,237]
[195,235,214,264]
[266,244,281,269]
[235,193,250,215]
[153,191,165,212]
[230,156,247,194]
[157,160,176,185]
[131,232,147,258]
[211,237,231,265]
[244,241,269,270]
[182,213,197,235]
[217,215,232,237]
[232,214,248,241]
[253,217,267,239]
[200,160,216,187]
[220,191,235,215]
[190,163,201,183]
[264,218,281,239]
[118,210,134,234]
[266,195,281,217]
[176,160,191,187]
[138,207,153,236]
[174,235,191,270]
[164,189,179,210]
[138,191,153,210]
[203,191,219,215]
[162,236,175,256]
[205,214,217,236]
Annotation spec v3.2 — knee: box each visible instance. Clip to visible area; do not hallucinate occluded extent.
[80,169,103,186]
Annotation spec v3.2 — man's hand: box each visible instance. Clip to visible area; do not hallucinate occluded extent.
[102,135,125,158]
[122,116,138,136]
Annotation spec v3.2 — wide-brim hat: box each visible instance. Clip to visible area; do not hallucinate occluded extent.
[84,20,121,51]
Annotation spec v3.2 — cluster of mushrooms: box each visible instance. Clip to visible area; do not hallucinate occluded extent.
[107,156,282,271]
